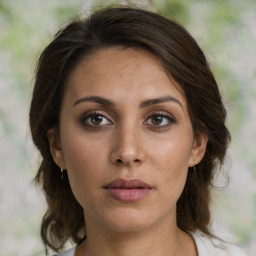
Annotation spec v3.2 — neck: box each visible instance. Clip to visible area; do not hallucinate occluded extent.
[76,214,197,256]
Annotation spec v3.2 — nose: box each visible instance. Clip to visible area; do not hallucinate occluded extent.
[110,126,145,166]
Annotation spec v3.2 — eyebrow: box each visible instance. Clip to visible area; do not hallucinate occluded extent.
[139,96,183,110]
[73,95,183,110]
[73,96,115,107]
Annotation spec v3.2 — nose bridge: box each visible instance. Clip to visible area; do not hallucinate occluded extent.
[120,125,138,153]
[111,118,144,165]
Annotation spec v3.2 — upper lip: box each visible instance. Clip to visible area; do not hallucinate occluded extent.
[104,179,152,189]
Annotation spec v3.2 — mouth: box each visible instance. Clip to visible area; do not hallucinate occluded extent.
[103,179,153,202]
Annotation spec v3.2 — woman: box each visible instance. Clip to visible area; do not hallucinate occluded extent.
[29,6,246,256]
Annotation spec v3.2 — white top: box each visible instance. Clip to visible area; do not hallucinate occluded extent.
[190,232,246,256]
[53,232,246,256]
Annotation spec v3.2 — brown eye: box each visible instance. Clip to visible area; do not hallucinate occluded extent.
[91,115,104,125]
[80,112,112,127]
[151,116,163,125]
[144,113,176,129]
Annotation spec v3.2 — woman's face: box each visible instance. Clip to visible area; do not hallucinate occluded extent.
[48,47,207,233]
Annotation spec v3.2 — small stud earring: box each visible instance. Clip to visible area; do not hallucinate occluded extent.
[193,159,197,172]
[60,165,64,179]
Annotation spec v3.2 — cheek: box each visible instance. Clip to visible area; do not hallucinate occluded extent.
[60,123,107,171]
[60,132,107,199]
[151,138,192,198]
[152,137,193,173]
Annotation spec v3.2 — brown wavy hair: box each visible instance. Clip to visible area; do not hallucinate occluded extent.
[29,6,230,253]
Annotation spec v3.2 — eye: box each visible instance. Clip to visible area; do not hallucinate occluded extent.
[144,112,176,128]
[80,111,113,127]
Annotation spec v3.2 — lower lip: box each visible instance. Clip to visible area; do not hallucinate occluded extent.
[105,188,151,202]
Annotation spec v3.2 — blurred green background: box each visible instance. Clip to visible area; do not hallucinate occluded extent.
[0,0,255,255]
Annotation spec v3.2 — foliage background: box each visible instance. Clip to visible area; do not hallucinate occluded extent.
[0,0,255,255]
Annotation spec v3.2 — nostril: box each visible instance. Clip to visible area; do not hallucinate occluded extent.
[115,158,140,164]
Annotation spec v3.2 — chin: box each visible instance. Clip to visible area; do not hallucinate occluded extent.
[99,208,156,233]
[105,220,150,233]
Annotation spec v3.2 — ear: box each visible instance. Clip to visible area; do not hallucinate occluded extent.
[188,131,208,167]
[47,128,66,169]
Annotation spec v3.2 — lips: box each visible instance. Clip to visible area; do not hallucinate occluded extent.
[104,179,152,202]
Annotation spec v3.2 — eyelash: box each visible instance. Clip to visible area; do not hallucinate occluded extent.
[144,112,176,129]
[79,111,176,130]
[79,111,113,128]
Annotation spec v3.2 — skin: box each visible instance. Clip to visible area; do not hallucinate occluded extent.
[48,47,208,256]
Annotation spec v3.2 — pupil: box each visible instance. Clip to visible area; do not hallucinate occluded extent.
[92,115,102,125]
[152,116,162,125]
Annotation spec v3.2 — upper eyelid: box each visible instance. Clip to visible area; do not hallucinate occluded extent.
[144,110,175,119]
[79,109,176,122]
[79,110,114,125]
[144,111,176,125]
[81,110,112,119]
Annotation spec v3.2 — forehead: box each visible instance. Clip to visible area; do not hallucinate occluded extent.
[65,47,187,107]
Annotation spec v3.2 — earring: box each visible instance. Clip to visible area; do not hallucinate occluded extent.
[60,165,64,179]
[193,159,197,172]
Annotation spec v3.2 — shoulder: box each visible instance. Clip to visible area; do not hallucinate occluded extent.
[191,232,246,256]
[52,246,76,256]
